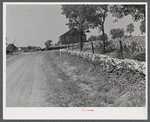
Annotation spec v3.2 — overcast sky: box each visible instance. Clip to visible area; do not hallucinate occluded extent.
[6,4,143,48]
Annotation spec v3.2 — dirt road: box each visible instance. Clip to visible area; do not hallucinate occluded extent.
[6,51,61,107]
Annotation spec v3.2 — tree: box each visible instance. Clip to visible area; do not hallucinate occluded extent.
[45,40,52,49]
[98,33,108,41]
[110,5,145,34]
[7,44,17,53]
[61,5,92,51]
[110,28,125,59]
[27,46,31,50]
[85,5,109,53]
[140,20,145,34]
[88,35,97,54]
[126,23,135,36]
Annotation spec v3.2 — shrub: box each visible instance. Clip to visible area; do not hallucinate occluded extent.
[106,40,117,52]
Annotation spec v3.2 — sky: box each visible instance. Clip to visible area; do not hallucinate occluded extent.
[6,4,143,48]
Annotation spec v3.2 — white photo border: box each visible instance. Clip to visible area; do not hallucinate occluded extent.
[3,2,148,120]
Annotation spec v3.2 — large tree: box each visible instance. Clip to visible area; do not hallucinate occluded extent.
[61,5,92,51]
[110,28,125,59]
[110,5,145,34]
[85,5,109,53]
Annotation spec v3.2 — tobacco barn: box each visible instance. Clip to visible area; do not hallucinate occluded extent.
[59,28,86,48]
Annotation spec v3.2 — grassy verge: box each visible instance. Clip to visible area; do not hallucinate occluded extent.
[45,50,146,107]
[59,51,146,107]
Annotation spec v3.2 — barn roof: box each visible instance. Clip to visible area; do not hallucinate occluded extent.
[59,28,86,38]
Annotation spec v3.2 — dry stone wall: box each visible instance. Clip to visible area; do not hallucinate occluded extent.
[60,49,146,76]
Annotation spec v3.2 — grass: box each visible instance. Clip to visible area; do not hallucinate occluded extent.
[58,51,146,107]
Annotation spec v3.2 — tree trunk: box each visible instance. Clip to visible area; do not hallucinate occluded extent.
[102,24,105,54]
[79,29,83,51]
[119,39,123,59]
[91,41,94,54]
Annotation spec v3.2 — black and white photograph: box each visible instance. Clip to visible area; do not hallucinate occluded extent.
[3,2,148,119]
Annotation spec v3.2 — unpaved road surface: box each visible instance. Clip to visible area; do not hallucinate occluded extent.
[7,51,65,107]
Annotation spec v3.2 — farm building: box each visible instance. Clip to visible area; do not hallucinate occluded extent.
[59,28,86,46]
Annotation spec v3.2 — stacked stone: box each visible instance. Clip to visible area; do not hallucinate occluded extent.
[60,49,146,76]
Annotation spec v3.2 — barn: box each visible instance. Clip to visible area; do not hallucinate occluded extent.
[59,28,86,48]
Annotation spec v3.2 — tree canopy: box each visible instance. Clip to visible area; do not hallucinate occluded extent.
[45,40,52,49]
[110,5,145,21]
[85,5,109,53]
[61,5,92,31]
[110,28,125,39]
[110,5,145,34]
[98,33,108,41]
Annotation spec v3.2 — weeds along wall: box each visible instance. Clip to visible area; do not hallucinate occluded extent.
[60,49,146,84]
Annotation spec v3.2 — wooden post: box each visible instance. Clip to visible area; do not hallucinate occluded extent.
[119,39,123,59]
[72,43,74,50]
[91,41,94,54]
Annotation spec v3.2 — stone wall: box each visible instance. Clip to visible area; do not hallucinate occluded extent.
[60,49,146,76]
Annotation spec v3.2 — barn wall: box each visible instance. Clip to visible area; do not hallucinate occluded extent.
[59,29,86,45]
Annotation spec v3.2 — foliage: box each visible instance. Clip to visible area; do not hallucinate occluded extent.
[7,44,17,53]
[110,5,145,21]
[110,28,125,39]
[110,28,125,59]
[140,20,145,34]
[110,5,145,34]
[124,35,131,39]
[88,35,97,41]
[126,23,135,35]
[106,40,116,52]
[85,5,109,53]
[45,40,52,49]
[98,33,108,41]
[122,37,145,61]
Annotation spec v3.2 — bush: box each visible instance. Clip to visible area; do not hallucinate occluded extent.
[106,40,116,52]
[123,40,145,60]
[110,39,145,61]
